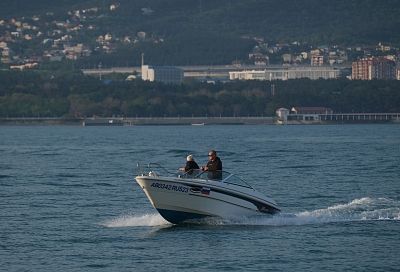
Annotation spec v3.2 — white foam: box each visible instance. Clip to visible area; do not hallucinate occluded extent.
[101,197,400,228]
[102,213,170,227]
[219,197,400,226]
[236,197,400,226]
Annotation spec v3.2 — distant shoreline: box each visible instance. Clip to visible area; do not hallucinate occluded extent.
[0,116,399,126]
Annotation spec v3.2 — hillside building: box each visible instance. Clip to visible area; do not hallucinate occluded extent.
[254,55,269,66]
[352,57,396,80]
[1,47,11,63]
[311,55,324,66]
[397,62,400,80]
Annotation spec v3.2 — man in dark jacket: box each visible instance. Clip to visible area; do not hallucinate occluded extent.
[202,150,222,180]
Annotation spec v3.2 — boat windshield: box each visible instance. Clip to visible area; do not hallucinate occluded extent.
[136,163,254,190]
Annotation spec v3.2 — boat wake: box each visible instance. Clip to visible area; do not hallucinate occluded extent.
[222,197,400,226]
[102,197,400,228]
[101,213,169,227]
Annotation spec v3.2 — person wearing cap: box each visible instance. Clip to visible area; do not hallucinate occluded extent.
[180,154,200,175]
[202,150,222,180]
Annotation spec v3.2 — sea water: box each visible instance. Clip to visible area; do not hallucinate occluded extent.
[1,124,399,271]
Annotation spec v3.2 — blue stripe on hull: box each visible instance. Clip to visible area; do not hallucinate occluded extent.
[157,208,208,224]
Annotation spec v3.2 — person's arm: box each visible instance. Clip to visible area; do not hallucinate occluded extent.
[202,161,210,171]
[184,162,191,172]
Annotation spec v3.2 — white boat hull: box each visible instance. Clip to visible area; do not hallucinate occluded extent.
[135,175,280,224]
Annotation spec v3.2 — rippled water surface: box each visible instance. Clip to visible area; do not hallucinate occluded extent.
[1,125,399,271]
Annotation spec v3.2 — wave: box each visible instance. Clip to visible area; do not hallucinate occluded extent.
[102,197,400,228]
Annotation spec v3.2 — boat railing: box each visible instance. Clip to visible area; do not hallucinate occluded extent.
[136,162,177,177]
[136,163,255,190]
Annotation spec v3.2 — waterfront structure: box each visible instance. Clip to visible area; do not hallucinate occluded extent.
[141,65,183,84]
[287,112,400,123]
[229,66,340,81]
[352,57,396,80]
[275,110,400,124]
[282,107,334,123]
[291,107,333,115]
[276,108,290,124]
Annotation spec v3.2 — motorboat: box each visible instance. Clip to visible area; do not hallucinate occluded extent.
[135,163,280,224]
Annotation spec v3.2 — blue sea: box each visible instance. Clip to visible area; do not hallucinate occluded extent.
[1,124,399,271]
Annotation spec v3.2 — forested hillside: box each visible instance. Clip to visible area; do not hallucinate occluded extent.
[1,71,399,118]
[2,0,399,45]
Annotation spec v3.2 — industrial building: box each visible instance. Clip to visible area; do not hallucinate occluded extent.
[141,65,183,84]
[229,66,341,81]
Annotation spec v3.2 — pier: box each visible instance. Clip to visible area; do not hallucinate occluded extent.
[286,113,400,124]
[1,113,399,126]
[82,116,275,126]
[320,113,400,122]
